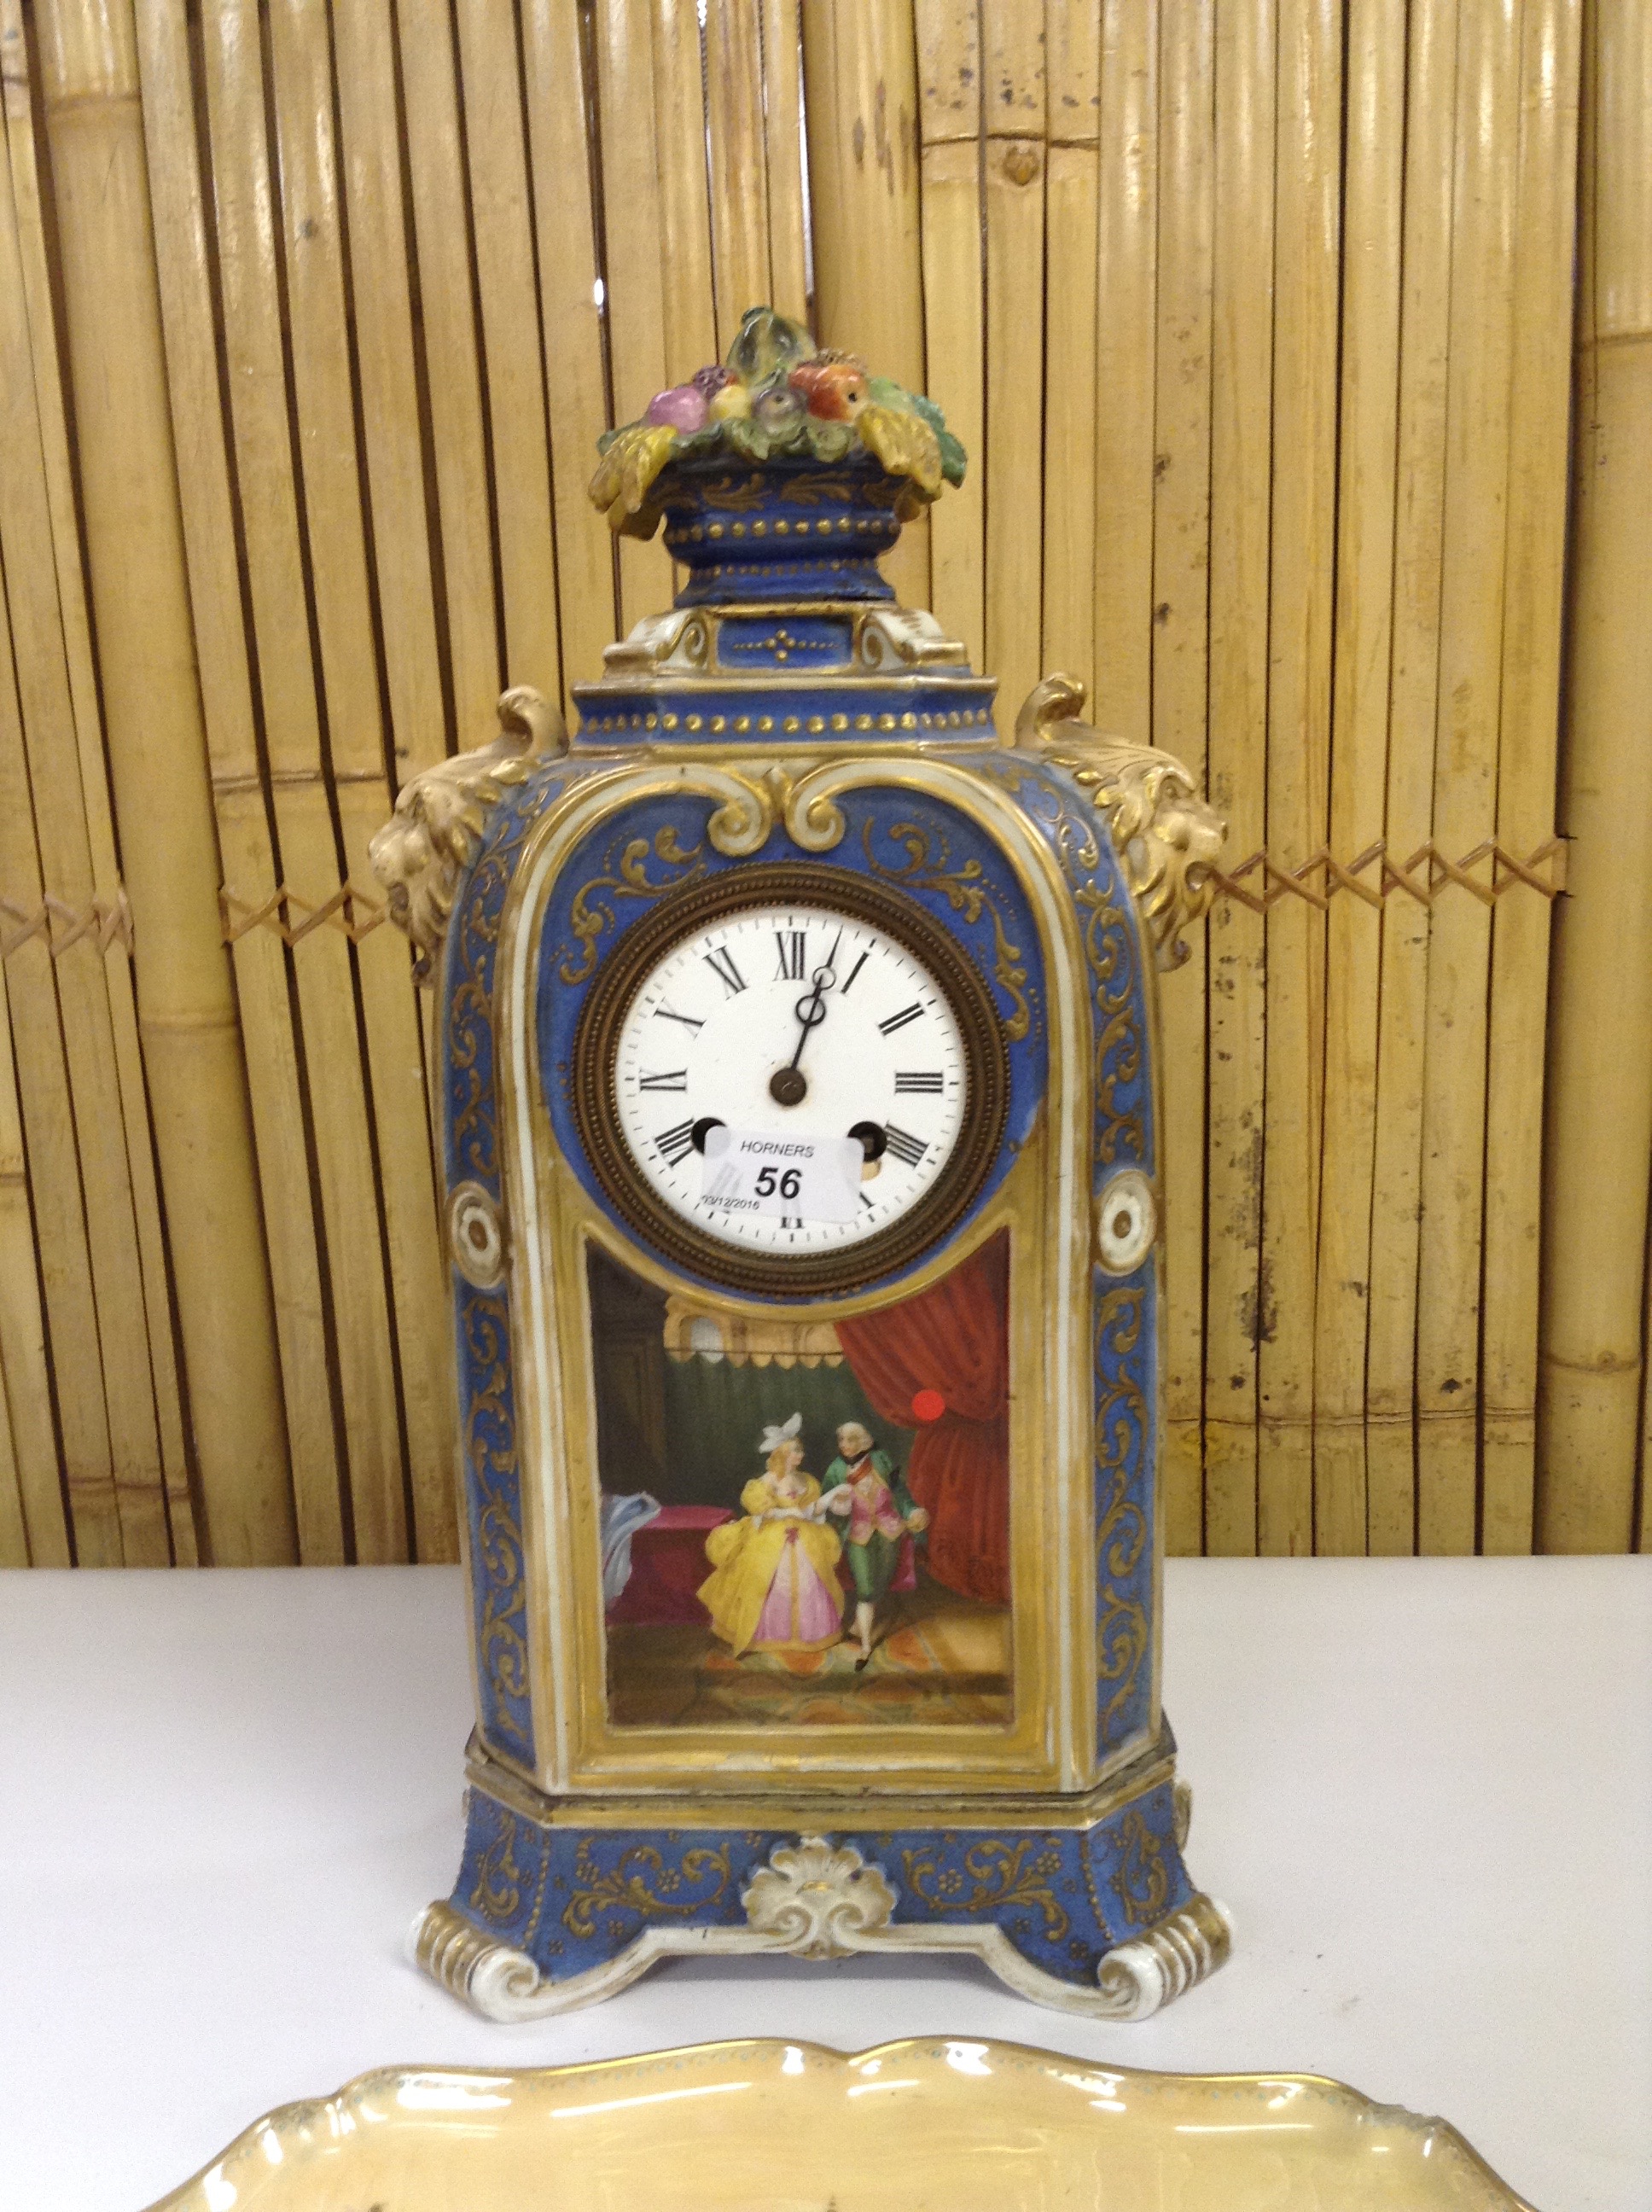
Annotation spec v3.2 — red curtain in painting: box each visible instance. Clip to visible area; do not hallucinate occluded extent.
[834,1233,1009,1604]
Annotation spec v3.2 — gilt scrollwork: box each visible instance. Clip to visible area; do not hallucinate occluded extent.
[561,1840,734,1941]
[462,1290,532,1755]
[1015,674,1225,971]
[559,827,704,982]
[1108,1807,1172,1927]
[900,1837,1069,1941]
[1094,1286,1150,1743]
[370,686,567,981]
[862,818,1032,1039]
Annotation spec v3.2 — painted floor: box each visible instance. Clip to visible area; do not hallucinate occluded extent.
[606,1572,1012,1728]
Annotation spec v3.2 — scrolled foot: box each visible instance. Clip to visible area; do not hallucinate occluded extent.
[408,1900,546,2021]
[1096,1892,1232,2020]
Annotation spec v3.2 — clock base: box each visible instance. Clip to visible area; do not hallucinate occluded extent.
[409,1747,1231,2023]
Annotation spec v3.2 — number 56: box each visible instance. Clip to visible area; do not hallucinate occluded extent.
[754,1165,802,1200]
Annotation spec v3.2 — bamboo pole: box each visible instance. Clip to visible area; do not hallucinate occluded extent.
[199,0,404,1563]
[0,57,170,1566]
[3,3,194,1563]
[395,0,503,742]
[328,0,446,777]
[1202,0,1277,1559]
[1539,0,1652,1553]
[704,0,771,356]
[1367,0,1457,1554]
[521,0,620,702]
[981,2,1046,722]
[34,0,294,1564]
[266,0,451,1563]
[0,958,67,1565]
[592,0,673,633]
[916,0,985,666]
[1481,0,1582,1553]
[1258,0,1340,1556]
[1414,0,1521,1557]
[452,0,562,704]
[650,0,718,382]
[0,556,120,1565]
[1041,0,1101,696]
[802,0,929,610]
[1091,0,1157,745]
[1311,0,1405,1557]
[759,0,809,325]
[1150,0,1214,1557]
[0,1349,27,1567]
[135,0,344,1565]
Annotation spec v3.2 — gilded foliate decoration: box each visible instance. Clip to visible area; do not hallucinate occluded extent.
[446,755,579,1193]
[561,1841,735,1941]
[1107,1807,1173,1930]
[901,1837,1070,1942]
[558,826,705,986]
[971,752,1149,1173]
[462,1290,532,1762]
[1095,1286,1150,1747]
[862,818,1032,1040]
[468,1806,527,1924]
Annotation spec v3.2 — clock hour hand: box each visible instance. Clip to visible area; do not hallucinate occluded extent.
[769,929,841,1105]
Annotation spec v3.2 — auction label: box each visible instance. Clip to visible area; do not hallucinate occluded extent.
[702,1126,863,1222]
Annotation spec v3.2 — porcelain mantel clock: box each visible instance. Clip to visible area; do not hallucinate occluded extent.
[372,310,1230,2022]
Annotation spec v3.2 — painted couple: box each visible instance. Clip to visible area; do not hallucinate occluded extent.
[698,1413,929,1669]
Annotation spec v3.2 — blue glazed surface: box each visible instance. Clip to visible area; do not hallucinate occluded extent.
[443,757,585,1767]
[534,785,1050,1306]
[656,455,903,604]
[440,747,1161,1773]
[451,1771,1193,1988]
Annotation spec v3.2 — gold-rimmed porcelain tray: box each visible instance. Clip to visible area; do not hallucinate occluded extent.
[147,2034,1538,2211]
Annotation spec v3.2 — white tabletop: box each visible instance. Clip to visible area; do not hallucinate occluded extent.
[1,1558,1647,2212]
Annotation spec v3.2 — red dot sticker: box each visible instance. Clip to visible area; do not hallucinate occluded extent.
[910,1388,947,1424]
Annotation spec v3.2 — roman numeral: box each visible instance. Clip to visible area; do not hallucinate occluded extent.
[703,946,747,996]
[654,1119,697,1166]
[774,929,806,980]
[780,1216,803,1230]
[637,1069,688,1091]
[883,1122,928,1167]
[653,1003,704,1033]
[841,950,870,994]
[878,1002,924,1036]
[858,1189,874,1208]
[893,1071,944,1094]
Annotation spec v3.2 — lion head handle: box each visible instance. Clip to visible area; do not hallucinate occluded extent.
[1014,675,1226,971]
[369,686,567,982]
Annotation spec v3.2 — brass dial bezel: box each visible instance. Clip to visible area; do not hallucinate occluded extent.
[567,860,1009,1296]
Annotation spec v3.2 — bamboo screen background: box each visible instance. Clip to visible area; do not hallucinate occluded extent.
[0,0,1646,1569]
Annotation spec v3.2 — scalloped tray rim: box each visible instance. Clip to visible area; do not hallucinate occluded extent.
[143,2032,1542,2212]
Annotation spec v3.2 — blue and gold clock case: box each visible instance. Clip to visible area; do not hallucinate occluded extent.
[373,355,1230,2023]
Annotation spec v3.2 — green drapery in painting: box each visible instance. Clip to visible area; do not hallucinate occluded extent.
[660,1356,915,1508]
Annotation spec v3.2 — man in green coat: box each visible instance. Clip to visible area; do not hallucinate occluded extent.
[821,1420,929,1668]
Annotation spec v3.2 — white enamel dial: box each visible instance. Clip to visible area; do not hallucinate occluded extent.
[611,899,969,1257]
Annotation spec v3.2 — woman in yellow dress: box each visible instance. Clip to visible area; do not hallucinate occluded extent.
[698,1415,845,1656]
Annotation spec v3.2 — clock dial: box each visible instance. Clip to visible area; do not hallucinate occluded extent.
[613,901,967,1257]
[570,864,1008,1295]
